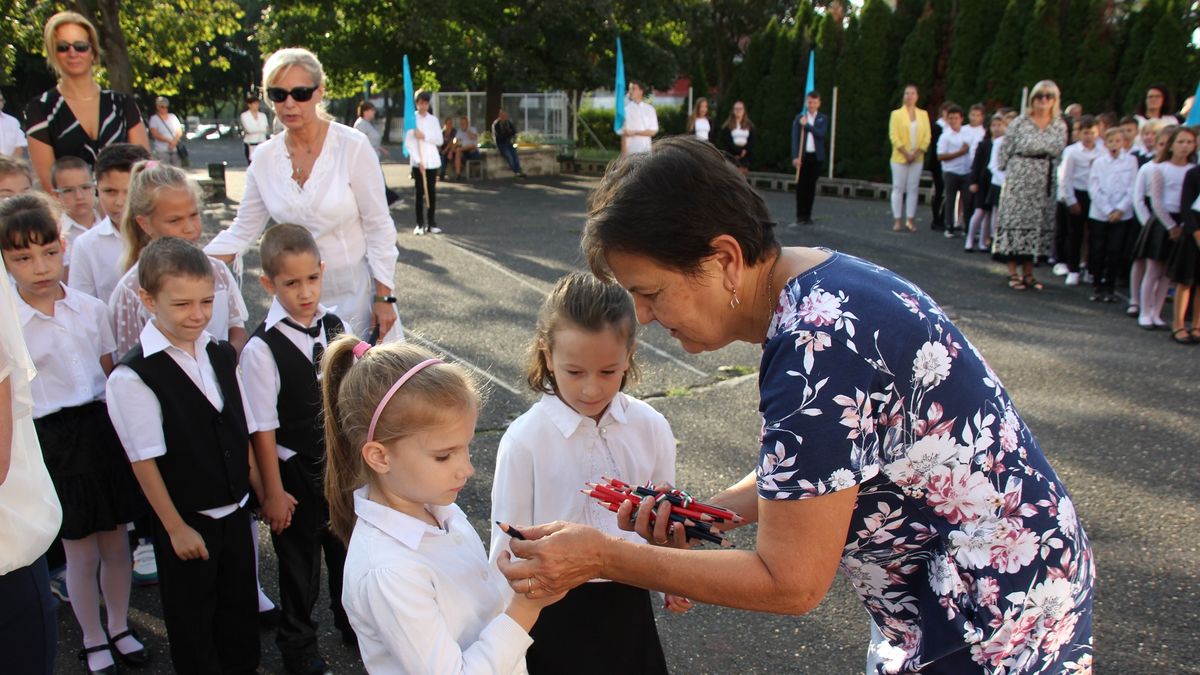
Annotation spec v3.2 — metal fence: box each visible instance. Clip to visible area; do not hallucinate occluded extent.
[434,91,568,140]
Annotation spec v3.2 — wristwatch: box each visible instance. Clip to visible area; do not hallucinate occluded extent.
[373,295,397,304]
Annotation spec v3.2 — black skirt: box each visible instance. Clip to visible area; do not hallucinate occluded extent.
[33,401,144,540]
[984,183,1002,209]
[1132,213,1180,262]
[526,581,668,675]
[1167,222,1200,284]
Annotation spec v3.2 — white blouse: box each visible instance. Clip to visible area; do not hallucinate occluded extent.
[693,117,710,142]
[404,113,444,169]
[344,489,533,674]
[1149,161,1195,228]
[67,216,124,302]
[1133,161,1159,226]
[240,109,270,145]
[731,126,750,148]
[17,284,115,419]
[0,270,62,574]
[108,256,247,360]
[489,393,676,566]
[204,122,398,334]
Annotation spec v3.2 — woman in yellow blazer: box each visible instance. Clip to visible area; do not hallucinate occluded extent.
[888,85,932,231]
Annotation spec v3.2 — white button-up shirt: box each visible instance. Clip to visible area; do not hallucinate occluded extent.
[66,216,123,302]
[18,283,114,419]
[489,392,676,567]
[623,100,658,155]
[343,488,533,674]
[936,126,972,175]
[240,109,270,146]
[59,212,96,268]
[204,122,398,335]
[404,112,444,170]
[0,111,27,156]
[106,321,256,519]
[1059,141,1103,205]
[240,298,334,461]
[1087,151,1139,222]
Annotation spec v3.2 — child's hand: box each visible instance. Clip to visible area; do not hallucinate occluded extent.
[506,584,567,631]
[1108,210,1123,223]
[169,525,209,561]
[263,490,298,534]
[664,594,693,614]
[1069,203,1082,215]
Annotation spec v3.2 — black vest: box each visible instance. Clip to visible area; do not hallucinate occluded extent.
[252,313,344,461]
[121,340,250,513]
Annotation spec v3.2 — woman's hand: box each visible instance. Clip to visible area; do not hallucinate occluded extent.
[497,521,610,596]
[372,301,397,339]
[617,494,695,549]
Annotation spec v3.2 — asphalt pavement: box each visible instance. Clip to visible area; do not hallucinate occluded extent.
[53,138,1199,674]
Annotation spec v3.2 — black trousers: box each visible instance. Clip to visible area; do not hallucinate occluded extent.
[942,172,971,232]
[930,160,945,229]
[1065,190,1092,272]
[0,556,56,675]
[271,456,350,663]
[151,506,259,675]
[796,152,821,220]
[1089,218,1131,292]
[411,167,437,227]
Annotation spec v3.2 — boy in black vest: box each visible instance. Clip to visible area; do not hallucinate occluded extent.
[240,223,351,675]
[105,237,260,674]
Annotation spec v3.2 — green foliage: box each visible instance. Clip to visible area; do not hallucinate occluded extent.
[813,11,843,106]
[1017,0,1062,89]
[1127,3,1191,114]
[720,17,778,128]
[897,4,941,104]
[1069,0,1121,113]
[945,0,1004,105]
[835,0,892,181]
[576,101,686,151]
[758,21,803,172]
[977,0,1031,109]
[1113,0,1164,111]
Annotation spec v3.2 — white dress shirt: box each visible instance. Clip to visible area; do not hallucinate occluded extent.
[59,212,96,267]
[1088,152,1139,222]
[804,111,818,153]
[108,256,247,359]
[404,112,444,170]
[693,117,710,142]
[1059,141,1103,205]
[963,124,986,163]
[623,100,658,155]
[936,126,972,175]
[240,298,333,461]
[240,109,269,146]
[204,122,399,336]
[0,111,27,156]
[17,283,114,419]
[66,216,123,301]
[988,137,1006,186]
[1132,161,1159,225]
[106,321,255,519]
[343,489,532,675]
[489,393,676,567]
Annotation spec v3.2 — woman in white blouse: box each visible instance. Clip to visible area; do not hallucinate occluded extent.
[239,95,270,163]
[148,97,184,167]
[686,97,714,144]
[205,48,400,340]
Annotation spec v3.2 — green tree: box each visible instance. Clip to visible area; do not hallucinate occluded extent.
[1056,0,1092,94]
[1070,0,1121,113]
[1127,1,1192,114]
[1113,0,1164,112]
[835,0,892,180]
[813,6,844,107]
[758,20,803,171]
[977,0,1032,109]
[897,3,941,105]
[945,0,1003,105]
[720,18,778,129]
[1017,0,1061,90]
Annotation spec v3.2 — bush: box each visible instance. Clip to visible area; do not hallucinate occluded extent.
[576,101,687,151]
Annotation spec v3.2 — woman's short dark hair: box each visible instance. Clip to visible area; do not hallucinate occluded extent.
[246,95,259,104]
[582,136,779,281]
[357,101,376,118]
[1137,84,1175,118]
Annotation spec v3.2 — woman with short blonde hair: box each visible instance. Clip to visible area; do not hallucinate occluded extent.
[24,12,148,191]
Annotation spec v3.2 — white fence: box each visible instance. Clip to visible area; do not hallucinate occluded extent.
[434,91,568,140]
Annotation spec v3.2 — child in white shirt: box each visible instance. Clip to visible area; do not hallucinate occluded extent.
[68,143,150,303]
[1087,127,1139,302]
[1059,116,1103,284]
[490,272,685,674]
[936,104,972,236]
[48,156,98,272]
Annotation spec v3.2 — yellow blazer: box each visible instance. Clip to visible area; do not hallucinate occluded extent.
[889,107,932,163]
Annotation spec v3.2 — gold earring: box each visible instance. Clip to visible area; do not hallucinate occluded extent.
[729,292,741,309]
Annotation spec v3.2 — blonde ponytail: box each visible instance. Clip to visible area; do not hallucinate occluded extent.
[119,160,203,271]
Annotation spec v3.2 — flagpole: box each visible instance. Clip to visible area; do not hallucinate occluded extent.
[828,86,838,180]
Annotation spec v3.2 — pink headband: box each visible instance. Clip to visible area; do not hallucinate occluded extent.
[366,358,444,442]
[144,160,159,169]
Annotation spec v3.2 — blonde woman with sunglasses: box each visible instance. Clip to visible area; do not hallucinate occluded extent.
[24,12,148,192]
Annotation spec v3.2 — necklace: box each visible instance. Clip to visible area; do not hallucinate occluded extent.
[58,82,98,102]
[764,251,783,327]
[286,123,325,181]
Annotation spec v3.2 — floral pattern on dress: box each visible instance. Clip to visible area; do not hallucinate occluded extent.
[758,252,1093,674]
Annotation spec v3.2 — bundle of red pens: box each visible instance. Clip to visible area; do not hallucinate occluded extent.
[581,477,742,548]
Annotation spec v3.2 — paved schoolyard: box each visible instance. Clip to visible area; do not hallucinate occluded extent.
[53,139,1199,674]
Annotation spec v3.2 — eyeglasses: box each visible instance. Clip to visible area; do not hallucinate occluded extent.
[1032,92,1056,101]
[266,86,317,103]
[55,41,91,54]
[54,184,95,196]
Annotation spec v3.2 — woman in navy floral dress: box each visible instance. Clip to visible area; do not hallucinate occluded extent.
[499,138,1094,674]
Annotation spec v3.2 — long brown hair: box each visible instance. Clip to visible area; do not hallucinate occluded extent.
[321,336,481,544]
[1156,126,1193,164]
[525,272,640,395]
[723,101,754,131]
[686,97,709,133]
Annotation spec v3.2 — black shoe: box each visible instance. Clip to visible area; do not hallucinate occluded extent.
[109,628,150,667]
[79,644,117,675]
[1103,293,1118,303]
[1089,291,1104,302]
[284,654,332,675]
[259,606,281,629]
[341,628,359,647]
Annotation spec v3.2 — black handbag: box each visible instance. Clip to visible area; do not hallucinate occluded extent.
[176,143,189,161]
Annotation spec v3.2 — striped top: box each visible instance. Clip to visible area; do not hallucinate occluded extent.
[25,88,143,168]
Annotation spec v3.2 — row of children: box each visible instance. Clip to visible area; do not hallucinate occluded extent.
[1,152,686,674]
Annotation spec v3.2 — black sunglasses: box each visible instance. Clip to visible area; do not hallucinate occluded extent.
[55,41,91,54]
[266,86,317,103]
[1032,92,1056,101]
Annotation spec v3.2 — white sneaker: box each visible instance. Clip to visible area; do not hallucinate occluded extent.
[132,542,158,585]
[1065,272,1080,286]
[1052,262,1069,276]
[413,225,425,236]
[427,226,443,234]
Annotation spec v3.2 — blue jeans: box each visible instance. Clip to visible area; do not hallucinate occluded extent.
[497,143,522,174]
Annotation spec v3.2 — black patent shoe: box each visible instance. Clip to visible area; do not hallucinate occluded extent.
[109,628,150,667]
[79,643,117,674]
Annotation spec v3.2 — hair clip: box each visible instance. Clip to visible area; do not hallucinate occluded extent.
[145,160,160,169]
[352,341,372,359]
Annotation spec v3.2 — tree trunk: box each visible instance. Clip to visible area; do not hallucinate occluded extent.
[72,0,133,93]
[382,91,394,143]
[484,72,502,134]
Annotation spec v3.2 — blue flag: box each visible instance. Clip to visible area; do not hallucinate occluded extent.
[402,55,415,159]
[805,51,815,96]
[1188,79,1200,126]
[613,37,625,134]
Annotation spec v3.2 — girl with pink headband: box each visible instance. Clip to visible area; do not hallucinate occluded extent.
[322,336,561,672]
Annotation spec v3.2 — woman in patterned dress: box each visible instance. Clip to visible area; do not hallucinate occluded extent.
[24,12,148,191]
[498,137,1095,674]
[993,81,1067,291]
